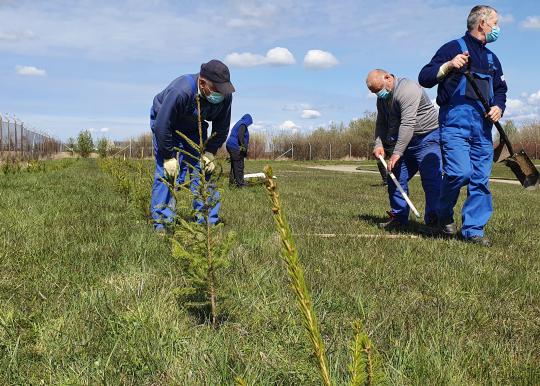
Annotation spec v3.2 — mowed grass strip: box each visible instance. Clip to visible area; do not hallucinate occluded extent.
[0,158,539,385]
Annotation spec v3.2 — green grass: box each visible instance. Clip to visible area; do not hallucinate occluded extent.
[1,158,539,384]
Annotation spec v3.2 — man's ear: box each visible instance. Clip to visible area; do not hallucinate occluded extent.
[478,19,486,31]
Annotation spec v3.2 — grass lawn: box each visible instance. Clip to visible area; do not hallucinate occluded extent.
[0,158,539,384]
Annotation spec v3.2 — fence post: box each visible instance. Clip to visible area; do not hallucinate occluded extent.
[21,123,24,160]
[129,138,132,158]
[291,142,294,160]
[329,143,332,160]
[6,116,10,155]
[14,121,18,160]
[309,142,312,161]
[349,142,352,158]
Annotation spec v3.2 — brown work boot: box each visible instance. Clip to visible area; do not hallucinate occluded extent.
[378,211,404,230]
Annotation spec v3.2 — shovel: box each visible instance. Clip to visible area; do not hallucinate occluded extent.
[377,155,421,218]
[463,69,539,190]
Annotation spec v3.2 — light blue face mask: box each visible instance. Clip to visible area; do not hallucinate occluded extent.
[205,91,224,104]
[376,87,391,99]
[486,24,500,43]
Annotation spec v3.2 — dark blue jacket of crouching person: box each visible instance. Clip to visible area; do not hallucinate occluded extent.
[226,114,253,187]
[226,114,252,152]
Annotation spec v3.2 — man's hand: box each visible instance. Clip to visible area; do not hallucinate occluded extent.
[373,147,385,159]
[239,145,247,157]
[486,105,502,123]
[163,158,179,178]
[449,51,469,70]
[387,154,401,172]
[202,151,215,173]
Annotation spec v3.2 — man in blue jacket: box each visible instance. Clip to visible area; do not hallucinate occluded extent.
[226,114,252,187]
[150,60,234,230]
[419,5,507,246]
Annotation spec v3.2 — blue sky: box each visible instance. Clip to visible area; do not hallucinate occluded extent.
[1,0,539,140]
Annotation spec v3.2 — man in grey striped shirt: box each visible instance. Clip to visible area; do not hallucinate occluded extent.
[366,69,442,229]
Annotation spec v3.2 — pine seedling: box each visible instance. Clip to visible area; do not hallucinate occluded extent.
[349,321,384,386]
[161,94,234,327]
[263,165,333,386]
[263,166,385,386]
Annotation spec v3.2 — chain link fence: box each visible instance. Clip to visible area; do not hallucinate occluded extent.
[0,115,63,160]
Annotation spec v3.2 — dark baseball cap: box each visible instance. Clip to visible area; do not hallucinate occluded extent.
[200,59,235,94]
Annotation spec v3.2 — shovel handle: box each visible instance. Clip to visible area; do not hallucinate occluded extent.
[463,71,514,155]
[378,155,421,218]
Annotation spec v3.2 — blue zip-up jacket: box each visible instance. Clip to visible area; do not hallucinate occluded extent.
[151,74,232,159]
[226,114,252,151]
[418,32,507,111]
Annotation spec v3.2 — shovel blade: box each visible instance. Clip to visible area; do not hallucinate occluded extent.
[493,141,510,163]
[503,150,539,190]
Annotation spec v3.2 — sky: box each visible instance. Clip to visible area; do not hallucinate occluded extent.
[0,0,539,140]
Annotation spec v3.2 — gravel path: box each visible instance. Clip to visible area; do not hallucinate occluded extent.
[306,164,522,185]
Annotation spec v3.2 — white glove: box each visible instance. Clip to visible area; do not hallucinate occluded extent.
[163,158,179,177]
[202,151,215,173]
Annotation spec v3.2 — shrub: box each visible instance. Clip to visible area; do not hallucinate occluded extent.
[77,130,94,158]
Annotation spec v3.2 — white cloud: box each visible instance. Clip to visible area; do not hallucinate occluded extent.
[282,103,312,111]
[265,47,296,66]
[301,109,321,119]
[280,120,299,130]
[303,49,339,69]
[15,65,46,76]
[100,127,110,133]
[0,29,35,42]
[528,90,540,104]
[226,3,278,28]
[225,47,295,67]
[521,16,540,29]
[499,14,515,24]
[225,52,266,67]
[504,91,540,121]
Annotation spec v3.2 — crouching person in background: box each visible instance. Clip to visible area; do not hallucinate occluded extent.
[226,114,252,188]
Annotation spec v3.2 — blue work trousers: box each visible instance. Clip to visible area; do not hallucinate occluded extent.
[437,103,493,238]
[387,129,442,224]
[150,132,220,229]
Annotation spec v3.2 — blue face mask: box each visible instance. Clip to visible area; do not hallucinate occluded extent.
[205,91,224,104]
[486,24,500,43]
[376,87,391,99]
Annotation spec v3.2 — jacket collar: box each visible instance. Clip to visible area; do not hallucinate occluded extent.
[464,31,486,48]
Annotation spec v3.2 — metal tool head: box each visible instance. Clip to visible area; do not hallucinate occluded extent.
[503,151,539,190]
[493,140,511,163]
